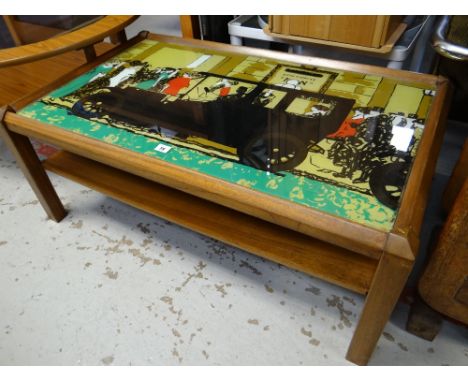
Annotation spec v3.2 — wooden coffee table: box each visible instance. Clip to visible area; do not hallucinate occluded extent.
[0,32,451,365]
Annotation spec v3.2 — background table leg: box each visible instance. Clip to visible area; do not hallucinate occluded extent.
[229,35,243,46]
[346,252,413,365]
[0,108,67,222]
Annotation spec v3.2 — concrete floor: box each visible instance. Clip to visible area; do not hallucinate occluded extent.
[1,15,467,366]
[0,137,467,365]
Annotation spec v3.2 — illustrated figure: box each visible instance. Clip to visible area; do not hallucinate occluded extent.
[87,60,121,84]
[162,73,192,96]
[276,78,306,90]
[327,107,383,139]
[69,61,150,98]
[203,78,239,97]
[327,116,362,139]
[328,113,396,184]
[305,104,331,117]
[256,89,276,106]
[150,68,179,90]
[108,66,144,87]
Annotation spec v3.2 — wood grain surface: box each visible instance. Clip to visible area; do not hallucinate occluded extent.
[44,150,378,294]
[267,16,406,53]
[0,42,113,107]
[0,106,67,221]
[346,250,413,365]
[0,16,137,68]
[393,79,452,243]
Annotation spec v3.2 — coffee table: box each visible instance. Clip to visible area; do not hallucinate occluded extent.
[0,32,451,365]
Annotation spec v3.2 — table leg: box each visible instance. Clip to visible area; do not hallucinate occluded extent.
[387,60,404,69]
[230,35,243,46]
[292,45,304,55]
[346,251,413,365]
[0,107,67,222]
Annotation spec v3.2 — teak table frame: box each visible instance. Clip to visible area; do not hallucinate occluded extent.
[0,32,451,365]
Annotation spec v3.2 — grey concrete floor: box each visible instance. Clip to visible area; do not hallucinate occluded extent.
[0,136,467,365]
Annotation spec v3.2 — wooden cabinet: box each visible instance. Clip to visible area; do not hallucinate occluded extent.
[269,16,404,48]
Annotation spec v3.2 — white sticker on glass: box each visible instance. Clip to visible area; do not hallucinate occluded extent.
[154,143,172,153]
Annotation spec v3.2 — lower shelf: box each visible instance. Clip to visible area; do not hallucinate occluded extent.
[43,150,378,294]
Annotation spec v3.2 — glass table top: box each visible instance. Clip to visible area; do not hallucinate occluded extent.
[18,38,437,232]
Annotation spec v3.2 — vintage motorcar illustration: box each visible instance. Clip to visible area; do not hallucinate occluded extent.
[30,40,434,222]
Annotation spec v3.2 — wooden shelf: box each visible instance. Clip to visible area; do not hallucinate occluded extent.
[43,150,378,294]
[263,22,407,54]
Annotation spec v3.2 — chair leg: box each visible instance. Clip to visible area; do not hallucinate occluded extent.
[83,45,97,63]
[110,29,128,44]
[0,106,67,222]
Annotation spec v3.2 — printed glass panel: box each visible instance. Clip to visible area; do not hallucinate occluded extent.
[19,39,437,231]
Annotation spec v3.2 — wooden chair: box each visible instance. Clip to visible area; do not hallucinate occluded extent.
[0,16,137,106]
